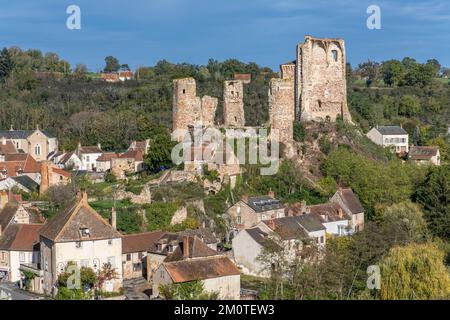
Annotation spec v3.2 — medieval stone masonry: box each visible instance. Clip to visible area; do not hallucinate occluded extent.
[223,80,245,127]
[296,35,352,122]
[172,78,218,134]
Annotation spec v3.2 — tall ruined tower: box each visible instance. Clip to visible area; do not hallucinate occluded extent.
[269,62,295,147]
[223,80,245,127]
[172,78,218,136]
[296,35,351,122]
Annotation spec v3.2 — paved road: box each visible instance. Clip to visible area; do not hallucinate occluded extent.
[0,281,44,300]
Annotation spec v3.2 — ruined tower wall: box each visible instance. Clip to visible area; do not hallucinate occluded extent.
[269,76,295,147]
[297,36,351,122]
[173,78,202,133]
[223,80,245,127]
[201,96,218,128]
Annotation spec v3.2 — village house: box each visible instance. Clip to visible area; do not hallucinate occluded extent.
[330,188,365,232]
[408,146,441,166]
[122,231,164,280]
[75,143,103,171]
[233,214,326,277]
[0,201,44,237]
[366,125,409,154]
[96,152,119,172]
[0,138,17,161]
[227,192,285,230]
[179,228,218,251]
[34,192,123,296]
[151,235,240,299]
[0,224,42,283]
[0,153,41,182]
[39,161,71,195]
[50,151,82,170]
[0,126,58,161]
[128,139,150,154]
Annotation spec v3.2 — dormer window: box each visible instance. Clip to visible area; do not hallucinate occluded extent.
[168,245,174,253]
[79,228,90,238]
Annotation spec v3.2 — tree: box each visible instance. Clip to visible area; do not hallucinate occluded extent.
[144,131,176,172]
[159,281,219,300]
[398,95,421,117]
[73,64,87,79]
[381,60,405,87]
[104,56,120,73]
[0,48,14,79]
[379,243,450,300]
[358,60,380,87]
[415,165,450,241]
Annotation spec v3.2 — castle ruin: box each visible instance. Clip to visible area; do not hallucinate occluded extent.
[172,78,218,134]
[223,80,245,127]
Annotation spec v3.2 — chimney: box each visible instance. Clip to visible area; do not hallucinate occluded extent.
[2,137,6,145]
[268,189,275,199]
[9,124,13,131]
[300,200,307,215]
[81,192,88,203]
[267,219,275,230]
[183,236,190,259]
[36,124,40,131]
[97,143,102,150]
[40,162,50,196]
[111,207,117,230]
[241,195,249,203]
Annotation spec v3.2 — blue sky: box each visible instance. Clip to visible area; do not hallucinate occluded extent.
[1,0,449,71]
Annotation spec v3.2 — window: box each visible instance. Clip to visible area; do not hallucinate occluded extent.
[182,89,186,94]
[126,254,131,261]
[108,239,113,246]
[236,215,242,224]
[331,50,338,61]
[75,241,82,248]
[138,252,143,260]
[34,144,41,156]
[86,156,90,162]
[19,252,25,263]
[107,257,116,268]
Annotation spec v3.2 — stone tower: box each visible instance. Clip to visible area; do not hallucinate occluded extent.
[296,35,351,122]
[269,62,295,147]
[223,80,245,127]
[172,78,218,136]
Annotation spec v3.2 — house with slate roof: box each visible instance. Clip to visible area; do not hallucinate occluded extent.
[366,125,409,154]
[330,188,365,232]
[0,126,58,161]
[75,142,103,171]
[227,192,285,230]
[408,146,441,166]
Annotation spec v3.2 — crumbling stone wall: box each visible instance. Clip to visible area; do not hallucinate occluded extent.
[172,78,218,136]
[111,158,135,180]
[269,64,295,147]
[296,36,352,122]
[223,80,245,127]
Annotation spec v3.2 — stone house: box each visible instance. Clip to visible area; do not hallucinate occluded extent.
[408,146,441,166]
[330,188,365,232]
[75,143,103,171]
[366,126,409,154]
[227,193,285,230]
[0,202,44,236]
[151,235,240,300]
[0,126,58,162]
[39,162,71,195]
[37,192,123,296]
[179,228,218,251]
[96,152,119,172]
[0,224,42,283]
[121,231,164,280]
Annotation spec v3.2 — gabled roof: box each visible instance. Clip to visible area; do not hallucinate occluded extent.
[58,152,76,165]
[246,227,271,246]
[0,141,17,155]
[375,126,408,135]
[119,150,143,162]
[52,167,72,178]
[0,203,19,231]
[333,189,365,215]
[308,202,351,222]
[122,231,164,254]
[97,152,119,162]
[179,228,217,245]
[0,224,42,251]
[11,176,39,192]
[0,129,54,139]
[79,146,102,154]
[39,193,121,242]
[0,154,40,175]
[263,216,310,239]
[409,146,439,160]
[162,255,240,283]
[247,196,284,213]
[163,236,218,262]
